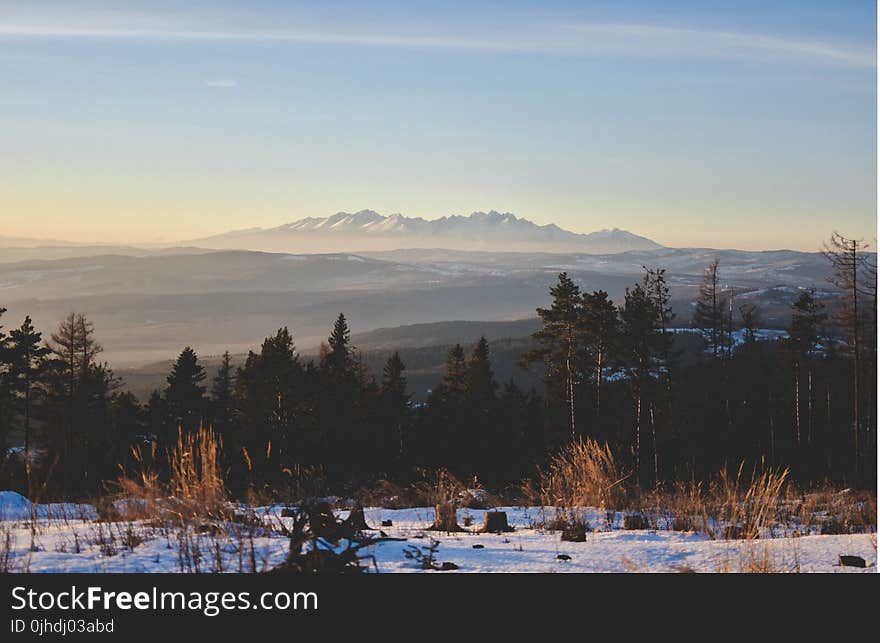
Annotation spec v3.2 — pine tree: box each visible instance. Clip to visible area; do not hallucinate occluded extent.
[8,316,50,481]
[165,346,206,435]
[43,313,116,494]
[788,289,827,448]
[620,283,663,485]
[236,327,305,480]
[693,259,723,357]
[523,272,583,440]
[580,290,619,422]
[0,308,10,457]
[48,312,102,397]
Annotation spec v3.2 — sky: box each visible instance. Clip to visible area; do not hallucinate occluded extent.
[0,0,876,251]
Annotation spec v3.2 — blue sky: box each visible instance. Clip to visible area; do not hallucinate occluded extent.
[0,0,876,250]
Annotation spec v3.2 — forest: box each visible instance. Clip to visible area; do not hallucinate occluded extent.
[0,232,876,501]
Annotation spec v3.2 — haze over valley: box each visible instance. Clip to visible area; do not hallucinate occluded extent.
[0,213,844,380]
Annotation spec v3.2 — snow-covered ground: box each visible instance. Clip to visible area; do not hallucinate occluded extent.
[0,493,874,573]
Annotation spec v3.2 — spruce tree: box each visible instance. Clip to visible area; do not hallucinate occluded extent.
[440,343,467,401]
[324,313,354,379]
[381,352,409,460]
[381,352,407,398]
[211,351,235,433]
[465,337,496,404]
[165,346,206,435]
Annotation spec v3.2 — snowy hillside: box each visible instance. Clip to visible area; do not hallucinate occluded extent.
[0,493,874,574]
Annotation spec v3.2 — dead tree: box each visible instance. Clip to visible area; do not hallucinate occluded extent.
[823,232,870,470]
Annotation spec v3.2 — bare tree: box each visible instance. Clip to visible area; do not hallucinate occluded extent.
[822,232,870,468]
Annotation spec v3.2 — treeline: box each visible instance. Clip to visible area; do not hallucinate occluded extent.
[0,232,875,499]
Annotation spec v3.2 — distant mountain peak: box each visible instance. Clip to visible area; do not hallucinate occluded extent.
[193,210,663,254]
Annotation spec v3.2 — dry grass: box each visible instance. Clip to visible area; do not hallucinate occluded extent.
[522,439,631,512]
[709,464,789,540]
[108,425,228,523]
[168,426,226,518]
[354,479,419,509]
[411,468,467,507]
[519,442,827,541]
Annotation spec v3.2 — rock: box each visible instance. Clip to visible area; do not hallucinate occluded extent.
[480,510,514,533]
[556,554,571,561]
[438,562,459,571]
[381,519,393,527]
[839,555,866,568]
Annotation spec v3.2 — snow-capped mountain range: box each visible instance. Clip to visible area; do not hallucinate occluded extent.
[192,210,663,254]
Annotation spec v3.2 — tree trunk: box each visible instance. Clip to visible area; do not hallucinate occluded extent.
[480,511,513,533]
[807,368,813,447]
[850,240,860,472]
[430,502,461,532]
[596,348,603,422]
[566,343,576,441]
[794,362,801,447]
[635,392,641,483]
[650,404,659,487]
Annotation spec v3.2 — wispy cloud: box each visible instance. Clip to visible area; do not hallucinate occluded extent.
[204,79,237,88]
[565,23,876,68]
[0,18,873,68]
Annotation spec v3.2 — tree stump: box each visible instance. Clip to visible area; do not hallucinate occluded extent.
[429,502,462,532]
[480,511,514,533]
[561,524,586,542]
[343,506,372,532]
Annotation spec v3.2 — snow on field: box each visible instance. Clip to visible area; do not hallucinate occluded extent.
[0,497,875,573]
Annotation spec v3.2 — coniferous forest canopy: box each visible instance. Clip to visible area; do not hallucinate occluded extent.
[0,232,876,500]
